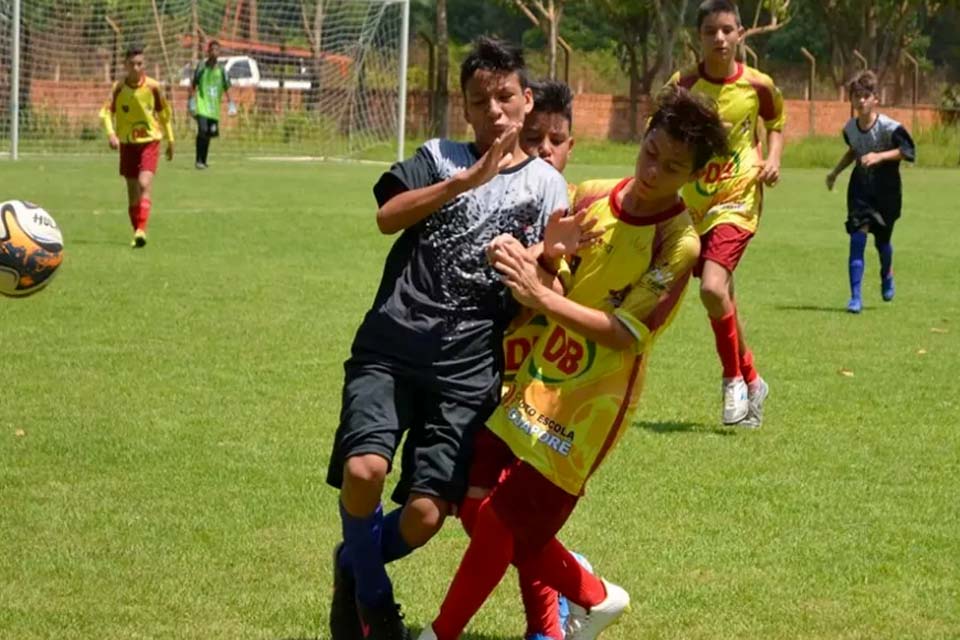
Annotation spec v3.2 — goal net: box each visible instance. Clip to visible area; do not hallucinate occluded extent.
[1,0,409,159]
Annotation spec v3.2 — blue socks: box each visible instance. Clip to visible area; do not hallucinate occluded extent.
[340,501,393,608]
[878,242,893,280]
[380,507,416,564]
[848,231,867,301]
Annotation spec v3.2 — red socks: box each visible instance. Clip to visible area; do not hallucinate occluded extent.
[517,538,606,610]
[434,500,514,640]
[127,198,152,232]
[519,571,562,640]
[710,311,741,379]
[740,348,758,385]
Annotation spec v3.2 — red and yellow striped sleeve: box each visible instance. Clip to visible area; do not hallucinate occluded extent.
[744,67,785,132]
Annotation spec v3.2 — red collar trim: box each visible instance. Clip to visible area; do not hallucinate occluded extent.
[609,178,687,226]
[699,62,743,85]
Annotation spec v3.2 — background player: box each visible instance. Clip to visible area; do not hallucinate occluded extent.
[187,40,235,170]
[826,70,915,313]
[99,44,174,248]
[669,0,785,427]
[417,86,728,640]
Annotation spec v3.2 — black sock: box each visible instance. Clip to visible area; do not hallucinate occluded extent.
[197,136,210,164]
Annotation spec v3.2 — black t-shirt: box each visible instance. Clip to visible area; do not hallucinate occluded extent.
[843,114,916,220]
[351,138,569,397]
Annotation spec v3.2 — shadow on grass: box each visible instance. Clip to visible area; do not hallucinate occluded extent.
[774,304,868,314]
[635,420,738,436]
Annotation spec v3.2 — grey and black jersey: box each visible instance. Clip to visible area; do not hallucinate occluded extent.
[842,114,915,224]
[354,138,568,377]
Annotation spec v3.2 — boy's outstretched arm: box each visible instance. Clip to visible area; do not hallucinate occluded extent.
[376,126,520,234]
[826,149,857,190]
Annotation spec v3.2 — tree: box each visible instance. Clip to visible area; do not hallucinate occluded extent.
[512,0,565,79]
[590,0,690,140]
[813,0,945,88]
[434,0,449,136]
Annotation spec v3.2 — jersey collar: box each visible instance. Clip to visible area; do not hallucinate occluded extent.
[699,61,744,85]
[609,177,687,226]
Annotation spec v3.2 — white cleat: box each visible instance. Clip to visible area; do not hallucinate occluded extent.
[722,376,749,424]
[564,579,630,640]
[417,625,438,640]
[739,377,770,429]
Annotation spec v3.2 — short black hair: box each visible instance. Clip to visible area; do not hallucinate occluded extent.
[124,43,144,60]
[647,85,729,172]
[849,70,878,98]
[460,36,529,93]
[530,80,574,127]
[207,39,221,50]
[696,0,742,29]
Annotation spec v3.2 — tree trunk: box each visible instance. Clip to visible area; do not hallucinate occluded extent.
[628,44,640,141]
[433,0,449,137]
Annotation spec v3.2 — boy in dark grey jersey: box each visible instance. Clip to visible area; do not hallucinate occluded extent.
[827,70,915,314]
[326,37,572,640]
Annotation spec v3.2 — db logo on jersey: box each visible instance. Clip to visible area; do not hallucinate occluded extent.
[530,325,596,382]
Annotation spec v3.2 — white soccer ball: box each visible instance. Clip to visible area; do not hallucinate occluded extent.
[0,200,64,297]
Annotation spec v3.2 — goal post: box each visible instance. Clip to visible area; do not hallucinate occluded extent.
[2,0,411,160]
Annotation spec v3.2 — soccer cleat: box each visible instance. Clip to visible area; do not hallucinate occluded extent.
[739,377,770,429]
[561,552,595,638]
[195,161,208,170]
[356,600,411,640]
[564,579,630,640]
[846,297,863,314]
[131,229,147,249]
[721,376,749,424]
[526,635,557,640]
[330,544,362,640]
[881,275,895,302]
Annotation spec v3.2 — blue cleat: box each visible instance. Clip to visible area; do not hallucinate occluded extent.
[882,275,895,302]
[846,297,863,314]
[527,635,559,640]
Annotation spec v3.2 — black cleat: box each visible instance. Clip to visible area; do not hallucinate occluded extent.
[330,543,362,640]
[356,600,411,640]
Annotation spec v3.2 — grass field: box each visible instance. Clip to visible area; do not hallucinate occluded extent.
[1,154,958,640]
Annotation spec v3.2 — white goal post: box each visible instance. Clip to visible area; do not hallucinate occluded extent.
[3,0,410,160]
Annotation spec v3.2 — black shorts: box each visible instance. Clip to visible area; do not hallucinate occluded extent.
[325,355,499,506]
[196,115,220,138]
[846,209,896,245]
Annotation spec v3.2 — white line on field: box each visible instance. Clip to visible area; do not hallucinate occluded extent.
[246,156,391,166]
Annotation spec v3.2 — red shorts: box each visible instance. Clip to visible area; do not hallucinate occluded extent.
[119,141,160,179]
[694,223,754,277]
[469,428,579,556]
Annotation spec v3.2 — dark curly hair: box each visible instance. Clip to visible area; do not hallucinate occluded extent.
[647,85,729,172]
[460,36,529,93]
[848,70,878,98]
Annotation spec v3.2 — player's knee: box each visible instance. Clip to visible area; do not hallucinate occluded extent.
[401,494,448,546]
[343,454,389,487]
[699,280,728,306]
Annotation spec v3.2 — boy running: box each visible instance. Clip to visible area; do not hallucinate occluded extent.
[187,40,235,169]
[668,0,785,427]
[99,44,174,248]
[826,70,915,313]
[326,38,575,640]
[417,85,729,640]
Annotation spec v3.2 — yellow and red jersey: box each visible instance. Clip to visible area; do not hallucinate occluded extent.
[501,181,578,391]
[668,63,785,235]
[99,75,174,145]
[488,178,700,496]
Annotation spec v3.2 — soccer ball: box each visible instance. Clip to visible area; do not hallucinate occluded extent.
[0,200,64,297]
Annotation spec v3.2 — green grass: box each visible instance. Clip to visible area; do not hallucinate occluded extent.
[1,155,958,640]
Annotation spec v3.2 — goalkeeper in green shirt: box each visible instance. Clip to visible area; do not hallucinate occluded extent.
[187,40,235,169]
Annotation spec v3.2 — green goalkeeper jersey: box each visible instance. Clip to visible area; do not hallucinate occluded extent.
[192,62,230,120]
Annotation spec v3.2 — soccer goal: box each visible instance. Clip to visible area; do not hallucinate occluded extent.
[1,0,410,160]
